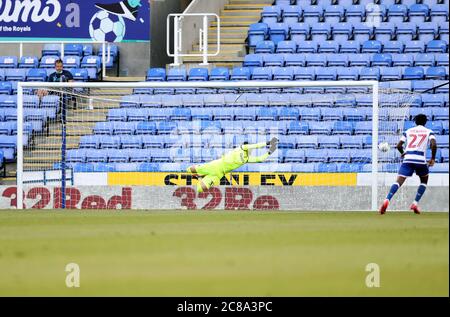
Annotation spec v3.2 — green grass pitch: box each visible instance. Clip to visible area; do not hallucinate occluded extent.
[0,210,447,296]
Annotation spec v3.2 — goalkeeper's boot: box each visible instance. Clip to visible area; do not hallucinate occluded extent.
[410,203,421,214]
[379,199,389,215]
[95,0,141,21]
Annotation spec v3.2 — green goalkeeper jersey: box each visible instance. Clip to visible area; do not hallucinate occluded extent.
[220,142,270,173]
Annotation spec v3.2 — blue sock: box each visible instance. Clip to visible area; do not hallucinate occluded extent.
[414,184,427,204]
[386,183,400,201]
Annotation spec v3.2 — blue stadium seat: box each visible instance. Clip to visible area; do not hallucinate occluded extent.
[255,41,276,54]
[284,149,306,163]
[318,135,340,149]
[345,5,365,24]
[340,135,363,149]
[354,121,372,135]
[353,23,373,42]
[316,67,337,80]
[348,54,370,67]
[306,149,329,163]
[66,149,86,163]
[276,40,297,53]
[327,54,348,67]
[293,66,315,80]
[0,82,12,95]
[100,135,121,149]
[18,56,39,68]
[300,107,321,121]
[303,5,324,24]
[296,40,319,53]
[392,53,414,66]
[268,22,289,45]
[135,122,157,135]
[107,108,127,121]
[127,108,149,122]
[26,68,47,82]
[121,135,143,149]
[305,54,328,67]
[380,66,402,80]
[426,40,448,53]
[113,122,136,135]
[290,22,310,42]
[42,44,60,56]
[396,22,417,42]
[372,53,392,67]
[138,95,160,108]
[287,121,309,135]
[85,149,108,163]
[282,5,302,24]
[62,56,80,68]
[167,68,187,81]
[157,121,178,135]
[208,67,229,81]
[230,67,251,80]
[170,108,192,121]
[422,94,444,107]
[403,66,424,79]
[297,135,318,149]
[318,41,340,53]
[262,6,282,24]
[362,40,382,53]
[425,66,447,79]
[278,135,298,149]
[244,54,264,67]
[162,95,182,108]
[324,5,345,24]
[387,4,408,23]
[409,4,430,23]
[418,22,439,43]
[310,22,331,42]
[337,67,359,80]
[350,149,372,163]
[146,68,166,81]
[333,121,354,135]
[332,22,353,42]
[64,43,83,57]
[273,67,294,80]
[414,53,435,67]
[411,79,431,92]
[383,40,404,53]
[142,135,164,148]
[248,23,269,48]
[0,95,16,108]
[430,4,449,24]
[435,135,449,148]
[251,67,273,80]
[5,68,27,81]
[360,67,381,80]
[374,22,395,42]
[148,108,171,121]
[204,94,225,107]
[309,121,333,135]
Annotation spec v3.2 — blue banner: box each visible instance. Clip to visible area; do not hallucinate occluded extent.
[0,0,150,42]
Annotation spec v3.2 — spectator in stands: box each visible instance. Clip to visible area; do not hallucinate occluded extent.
[37,59,74,97]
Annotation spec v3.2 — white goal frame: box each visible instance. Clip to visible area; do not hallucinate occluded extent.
[16,81,379,210]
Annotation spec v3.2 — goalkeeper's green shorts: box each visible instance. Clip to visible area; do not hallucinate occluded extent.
[188,159,224,193]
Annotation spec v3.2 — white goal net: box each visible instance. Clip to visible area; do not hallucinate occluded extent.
[14,81,417,210]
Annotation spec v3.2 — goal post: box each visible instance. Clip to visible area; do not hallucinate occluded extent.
[16,80,394,211]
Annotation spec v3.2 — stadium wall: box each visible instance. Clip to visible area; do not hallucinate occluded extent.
[1,184,448,211]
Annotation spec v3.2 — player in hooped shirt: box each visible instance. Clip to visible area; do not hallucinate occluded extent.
[380,114,437,214]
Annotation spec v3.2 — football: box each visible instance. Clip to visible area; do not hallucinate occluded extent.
[378,142,391,152]
[89,10,126,42]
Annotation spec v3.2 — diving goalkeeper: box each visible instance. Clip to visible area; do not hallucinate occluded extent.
[186,137,279,193]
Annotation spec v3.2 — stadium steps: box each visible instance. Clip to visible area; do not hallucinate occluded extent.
[185,0,266,68]
[22,92,128,171]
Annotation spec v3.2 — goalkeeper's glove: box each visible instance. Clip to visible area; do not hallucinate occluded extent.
[267,137,279,154]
